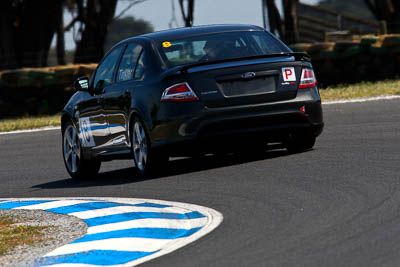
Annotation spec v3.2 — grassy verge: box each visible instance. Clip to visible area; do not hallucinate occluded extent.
[0,79,399,132]
[0,215,48,256]
[0,114,60,132]
[320,79,400,100]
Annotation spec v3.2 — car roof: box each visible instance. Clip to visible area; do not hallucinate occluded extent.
[125,24,264,43]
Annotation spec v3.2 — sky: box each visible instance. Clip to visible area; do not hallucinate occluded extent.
[63,0,320,50]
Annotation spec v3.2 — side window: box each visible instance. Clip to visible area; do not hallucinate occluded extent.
[93,46,123,89]
[117,44,142,82]
[134,51,145,79]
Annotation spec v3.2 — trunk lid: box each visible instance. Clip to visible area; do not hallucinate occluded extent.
[180,58,306,108]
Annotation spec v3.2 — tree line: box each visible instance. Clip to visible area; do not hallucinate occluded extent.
[0,0,150,70]
[0,0,399,71]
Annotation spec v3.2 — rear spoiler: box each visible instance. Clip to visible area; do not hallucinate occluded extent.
[176,52,311,73]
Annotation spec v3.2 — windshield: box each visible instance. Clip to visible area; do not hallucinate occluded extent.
[159,31,289,68]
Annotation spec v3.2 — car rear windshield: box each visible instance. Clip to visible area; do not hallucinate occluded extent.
[159,31,289,68]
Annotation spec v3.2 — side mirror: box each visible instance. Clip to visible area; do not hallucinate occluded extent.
[74,76,89,92]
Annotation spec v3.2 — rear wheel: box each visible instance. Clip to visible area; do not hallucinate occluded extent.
[62,122,101,179]
[131,117,168,177]
[285,133,316,153]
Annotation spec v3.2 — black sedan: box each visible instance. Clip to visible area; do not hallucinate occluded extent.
[61,24,324,178]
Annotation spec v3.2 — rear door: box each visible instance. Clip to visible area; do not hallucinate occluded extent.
[102,43,144,149]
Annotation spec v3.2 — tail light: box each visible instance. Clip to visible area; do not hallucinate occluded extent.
[161,82,199,102]
[299,68,317,89]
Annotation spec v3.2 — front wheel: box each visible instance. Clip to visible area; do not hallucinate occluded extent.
[62,122,101,179]
[131,117,168,177]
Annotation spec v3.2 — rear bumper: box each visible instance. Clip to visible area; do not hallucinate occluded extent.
[151,87,324,151]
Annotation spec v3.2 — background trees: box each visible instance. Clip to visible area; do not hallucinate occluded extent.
[0,0,149,70]
[69,0,119,63]
[178,0,195,27]
[1,0,400,71]
[263,0,299,44]
[104,16,154,51]
[0,0,63,70]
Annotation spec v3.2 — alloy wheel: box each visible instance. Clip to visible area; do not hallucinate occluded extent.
[132,121,148,172]
[63,124,81,173]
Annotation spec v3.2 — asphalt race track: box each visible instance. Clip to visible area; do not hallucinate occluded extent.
[1,99,400,267]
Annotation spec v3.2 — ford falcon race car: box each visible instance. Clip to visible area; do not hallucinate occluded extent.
[61,24,324,178]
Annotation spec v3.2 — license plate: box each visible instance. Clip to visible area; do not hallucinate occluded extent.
[220,77,276,97]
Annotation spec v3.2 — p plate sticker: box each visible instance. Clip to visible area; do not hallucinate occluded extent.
[162,41,172,48]
[282,67,296,82]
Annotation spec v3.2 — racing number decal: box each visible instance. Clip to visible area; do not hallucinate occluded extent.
[282,67,296,82]
[78,117,95,147]
[162,41,172,48]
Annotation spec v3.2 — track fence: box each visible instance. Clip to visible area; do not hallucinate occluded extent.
[297,3,381,43]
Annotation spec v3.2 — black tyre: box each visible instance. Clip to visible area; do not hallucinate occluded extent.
[62,121,101,179]
[285,133,316,153]
[131,117,168,177]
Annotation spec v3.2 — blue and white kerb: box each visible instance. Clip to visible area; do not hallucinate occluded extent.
[0,197,223,267]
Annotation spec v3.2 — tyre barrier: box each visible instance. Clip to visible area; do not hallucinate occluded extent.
[289,34,400,87]
[0,64,97,118]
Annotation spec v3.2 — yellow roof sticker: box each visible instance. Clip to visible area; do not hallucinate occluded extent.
[162,41,172,48]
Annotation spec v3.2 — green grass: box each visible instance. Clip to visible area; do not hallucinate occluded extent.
[0,114,60,132]
[320,79,400,100]
[0,215,48,256]
[0,79,399,132]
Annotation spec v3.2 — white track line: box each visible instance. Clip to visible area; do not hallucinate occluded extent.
[69,205,189,220]
[1,95,399,136]
[37,264,94,267]
[87,217,209,234]
[0,126,60,135]
[13,200,92,210]
[45,237,179,256]
[323,95,400,105]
